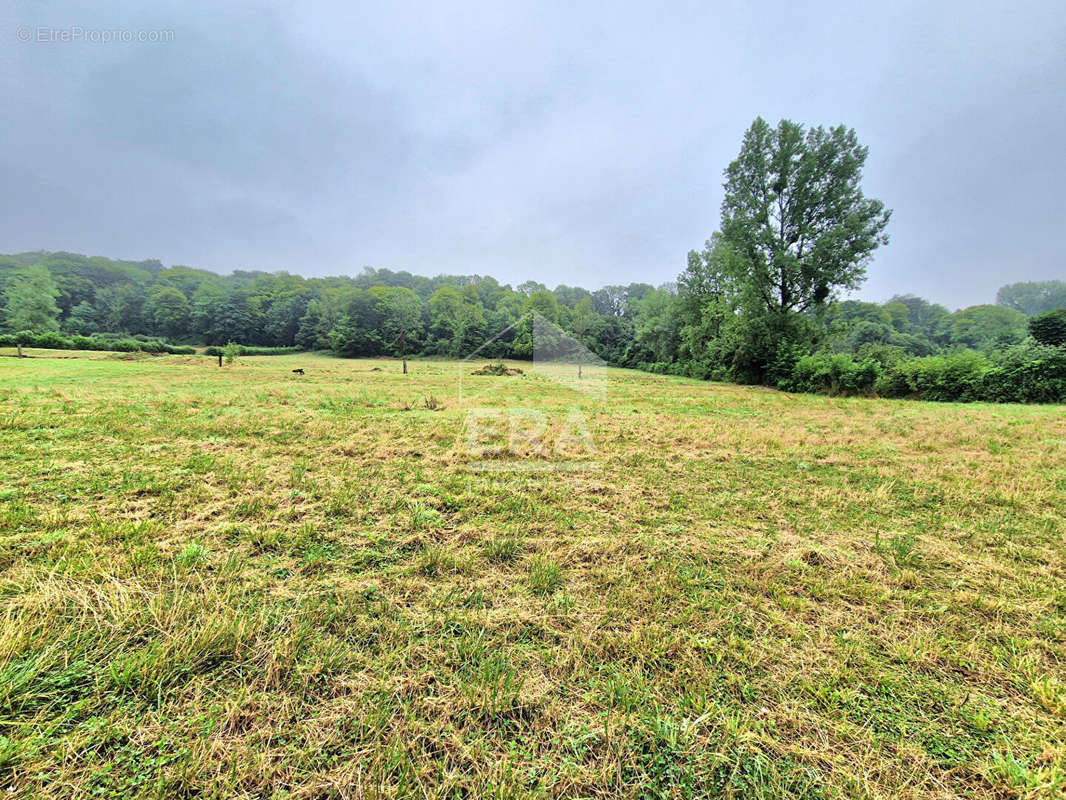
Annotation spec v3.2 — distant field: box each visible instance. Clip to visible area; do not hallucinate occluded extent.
[1,351,1064,799]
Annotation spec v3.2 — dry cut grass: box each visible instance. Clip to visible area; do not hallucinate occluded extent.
[0,350,1064,798]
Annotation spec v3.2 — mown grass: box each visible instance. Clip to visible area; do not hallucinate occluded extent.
[0,349,1064,798]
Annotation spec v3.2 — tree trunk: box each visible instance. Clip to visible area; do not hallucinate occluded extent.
[403,357,408,375]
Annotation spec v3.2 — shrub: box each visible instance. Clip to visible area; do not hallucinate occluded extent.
[725,312,817,385]
[982,344,1066,403]
[780,353,881,395]
[203,344,300,357]
[1029,309,1066,347]
[32,331,68,349]
[0,331,196,355]
[855,342,908,368]
[878,351,992,402]
[223,341,240,364]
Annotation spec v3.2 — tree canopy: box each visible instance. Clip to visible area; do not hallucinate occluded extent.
[1,118,1061,400]
[720,118,891,315]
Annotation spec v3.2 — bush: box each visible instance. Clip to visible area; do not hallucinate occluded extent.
[32,331,67,349]
[0,331,196,355]
[223,341,240,364]
[725,313,816,385]
[202,344,300,357]
[780,353,881,395]
[982,344,1066,403]
[1029,309,1066,347]
[875,351,990,402]
[855,343,908,368]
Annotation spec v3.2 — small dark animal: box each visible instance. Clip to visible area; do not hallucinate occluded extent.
[292,368,305,375]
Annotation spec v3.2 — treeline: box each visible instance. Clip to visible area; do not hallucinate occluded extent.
[3,118,1066,403]
[1,249,1065,400]
[0,249,664,364]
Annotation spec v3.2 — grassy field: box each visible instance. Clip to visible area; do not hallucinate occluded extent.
[0,349,1064,799]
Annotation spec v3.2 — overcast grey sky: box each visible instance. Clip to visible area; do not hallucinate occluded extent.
[2,1,1064,308]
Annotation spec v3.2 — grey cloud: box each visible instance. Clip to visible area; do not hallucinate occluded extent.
[2,0,1063,306]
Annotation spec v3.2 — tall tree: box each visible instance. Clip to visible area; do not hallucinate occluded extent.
[453,301,487,357]
[950,305,1028,350]
[996,281,1066,316]
[376,287,424,359]
[65,301,98,335]
[720,118,891,314]
[295,299,328,350]
[427,286,463,343]
[631,289,680,363]
[147,286,192,338]
[677,234,742,355]
[2,265,61,332]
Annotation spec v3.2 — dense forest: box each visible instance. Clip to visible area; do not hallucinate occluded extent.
[3,118,1065,403]
[3,247,1064,402]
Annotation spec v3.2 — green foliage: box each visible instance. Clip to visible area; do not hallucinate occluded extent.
[1028,309,1066,347]
[64,301,98,335]
[202,344,298,357]
[295,299,328,350]
[949,305,1028,350]
[772,344,1066,404]
[2,265,61,333]
[981,344,1066,403]
[724,310,816,385]
[780,353,881,395]
[146,286,192,338]
[887,294,953,344]
[375,286,423,356]
[631,289,681,363]
[996,280,1066,315]
[720,117,891,315]
[0,330,194,354]
[875,351,991,402]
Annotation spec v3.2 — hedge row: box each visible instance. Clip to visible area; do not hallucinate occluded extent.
[0,331,196,355]
[201,344,301,357]
[0,331,304,357]
[779,345,1066,403]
